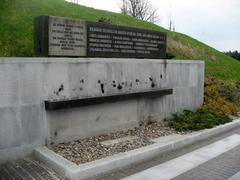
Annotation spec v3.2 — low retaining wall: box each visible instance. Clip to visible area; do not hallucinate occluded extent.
[0,58,204,163]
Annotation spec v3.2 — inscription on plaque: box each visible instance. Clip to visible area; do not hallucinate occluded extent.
[34,16,166,58]
[87,22,166,58]
[48,17,86,56]
[34,16,87,57]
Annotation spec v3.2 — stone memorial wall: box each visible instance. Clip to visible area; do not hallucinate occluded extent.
[34,16,167,58]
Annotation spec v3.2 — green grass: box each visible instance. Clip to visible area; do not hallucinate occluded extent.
[1,0,240,80]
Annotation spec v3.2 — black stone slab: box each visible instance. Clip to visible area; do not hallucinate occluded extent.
[45,88,173,110]
[34,16,167,58]
[86,21,167,59]
[34,16,49,57]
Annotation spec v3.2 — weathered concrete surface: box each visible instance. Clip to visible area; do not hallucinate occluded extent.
[44,59,204,144]
[0,58,204,163]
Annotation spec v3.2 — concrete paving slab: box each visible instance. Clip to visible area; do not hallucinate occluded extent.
[228,171,240,180]
[172,144,240,180]
[122,134,240,180]
[101,136,139,147]
[150,134,183,144]
[0,158,62,180]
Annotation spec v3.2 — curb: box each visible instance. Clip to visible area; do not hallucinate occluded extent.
[34,119,240,180]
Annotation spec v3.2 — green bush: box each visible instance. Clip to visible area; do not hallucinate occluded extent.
[204,77,238,116]
[236,80,240,88]
[166,77,239,132]
[166,108,232,132]
[219,83,240,107]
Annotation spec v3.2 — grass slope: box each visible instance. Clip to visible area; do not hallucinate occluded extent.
[0,0,240,80]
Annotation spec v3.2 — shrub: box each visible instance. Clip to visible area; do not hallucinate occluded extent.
[219,83,240,107]
[167,108,232,132]
[204,77,238,116]
[166,52,175,59]
[166,77,239,132]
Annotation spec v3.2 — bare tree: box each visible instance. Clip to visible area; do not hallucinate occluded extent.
[119,0,159,23]
[70,0,78,4]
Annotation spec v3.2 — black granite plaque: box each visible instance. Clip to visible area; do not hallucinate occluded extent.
[34,16,167,58]
[86,22,166,59]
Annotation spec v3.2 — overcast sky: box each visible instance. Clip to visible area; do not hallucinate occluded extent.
[67,0,240,51]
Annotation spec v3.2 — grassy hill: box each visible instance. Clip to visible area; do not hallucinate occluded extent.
[0,0,240,80]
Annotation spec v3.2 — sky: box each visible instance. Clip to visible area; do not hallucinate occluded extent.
[66,0,240,51]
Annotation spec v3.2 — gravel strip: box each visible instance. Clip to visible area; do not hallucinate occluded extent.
[49,122,187,165]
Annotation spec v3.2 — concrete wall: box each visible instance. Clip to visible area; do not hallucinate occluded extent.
[0,58,204,163]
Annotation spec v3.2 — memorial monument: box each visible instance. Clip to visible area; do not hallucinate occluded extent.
[0,15,204,165]
[34,16,167,58]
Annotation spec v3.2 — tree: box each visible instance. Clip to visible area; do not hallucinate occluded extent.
[119,0,159,23]
[70,0,78,4]
[224,50,240,61]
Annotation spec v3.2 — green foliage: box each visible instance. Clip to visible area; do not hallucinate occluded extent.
[167,108,232,132]
[204,77,238,116]
[219,83,240,107]
[167,77,239,132]
[1,0,240,80]
[224,50,240,61]
[166,52,175,59]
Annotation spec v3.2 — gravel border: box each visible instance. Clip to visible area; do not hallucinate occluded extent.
[49,122,186,165]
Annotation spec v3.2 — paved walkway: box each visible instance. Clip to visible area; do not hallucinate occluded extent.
[123,135,240,180]
[228,171,240,180]
[0,158,62,180]
[96,127,240,180]
[173,145,240,180]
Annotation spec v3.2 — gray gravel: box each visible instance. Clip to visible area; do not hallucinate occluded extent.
[49,122,186,165]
